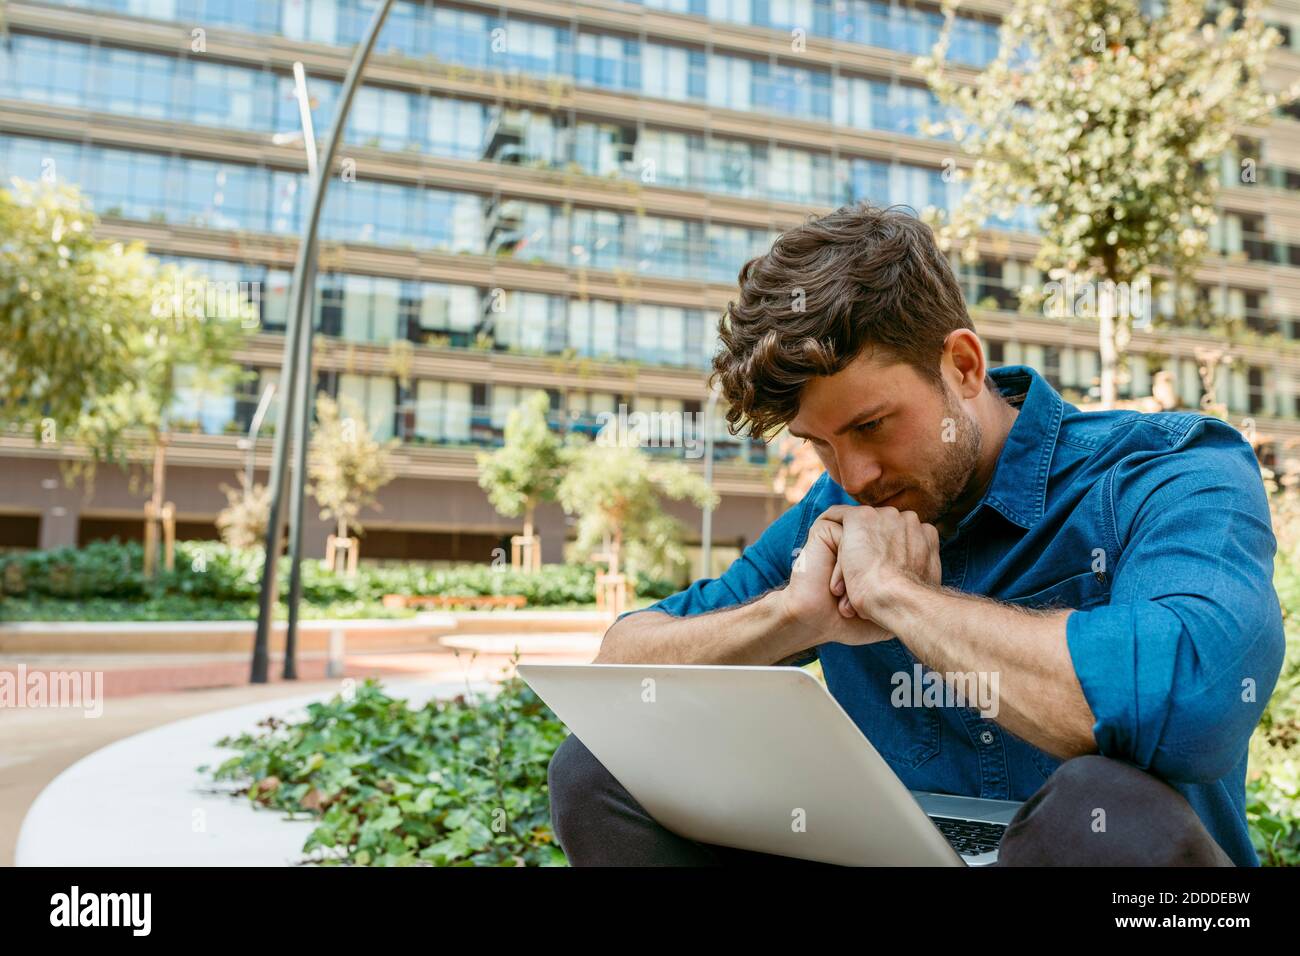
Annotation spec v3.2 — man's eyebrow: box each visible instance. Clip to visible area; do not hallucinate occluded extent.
[788,402,889,440]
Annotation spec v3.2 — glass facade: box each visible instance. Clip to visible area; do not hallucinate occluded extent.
[1,34,1057,227]
[0,135,484,250]
[0,34,490,158]
[50,0,1001,67]
[39,0,960,134]
[3,0,1294,462]
[156,254,717,368]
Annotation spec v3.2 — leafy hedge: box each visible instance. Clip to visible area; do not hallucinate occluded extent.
[0,595,410,622]
[2,539,150,599]
[201,675,569,866]
[0,539,679,615]
[1247,554,1300,866]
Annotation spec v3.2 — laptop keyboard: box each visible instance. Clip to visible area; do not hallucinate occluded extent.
[930,816,1007,857]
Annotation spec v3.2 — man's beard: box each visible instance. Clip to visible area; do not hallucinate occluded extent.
[912,385,984,527]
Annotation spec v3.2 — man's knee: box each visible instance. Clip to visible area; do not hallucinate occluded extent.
[547,733,614,822]
[998,754,1233,866]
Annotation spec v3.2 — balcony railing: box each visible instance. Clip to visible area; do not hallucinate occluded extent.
[410,408,765,463]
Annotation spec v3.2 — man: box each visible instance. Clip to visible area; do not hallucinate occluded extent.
[547,203,1285,866]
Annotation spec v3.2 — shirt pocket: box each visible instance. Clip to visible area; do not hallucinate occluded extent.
[1004,570,1111,612]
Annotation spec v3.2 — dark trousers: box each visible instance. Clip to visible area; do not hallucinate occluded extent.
[546,733,1235,866]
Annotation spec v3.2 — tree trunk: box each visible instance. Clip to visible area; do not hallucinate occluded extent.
[144,433,167,580]
[1096,246,1126,410]
[1098,283,1118,409]
[523,501,539,573]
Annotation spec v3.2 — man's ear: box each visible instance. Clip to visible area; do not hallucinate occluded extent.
[943,330,986,399]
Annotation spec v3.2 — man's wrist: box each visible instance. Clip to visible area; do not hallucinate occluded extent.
[869,574,935,634]
[765,587,815,661]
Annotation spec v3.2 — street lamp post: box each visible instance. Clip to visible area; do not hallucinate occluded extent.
[282,62,321,682]
[250,0,395,684]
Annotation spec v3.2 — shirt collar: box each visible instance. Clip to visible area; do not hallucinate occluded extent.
[954,364,1066,535]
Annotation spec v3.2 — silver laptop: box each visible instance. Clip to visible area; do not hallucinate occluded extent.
[518,662,1023,866]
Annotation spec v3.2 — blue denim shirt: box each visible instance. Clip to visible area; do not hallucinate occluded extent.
[622,365,1285,866]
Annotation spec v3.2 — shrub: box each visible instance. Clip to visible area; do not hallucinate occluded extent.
[200,673,568,866]
[0,538,670,612]
[1246,486,1300,865]
[0,539,148,599]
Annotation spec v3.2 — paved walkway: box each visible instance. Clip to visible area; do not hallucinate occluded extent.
[14,678,485,866]
[0,632,601,697]
[0,680,344,867]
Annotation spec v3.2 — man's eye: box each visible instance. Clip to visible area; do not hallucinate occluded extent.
[856,418,883,434]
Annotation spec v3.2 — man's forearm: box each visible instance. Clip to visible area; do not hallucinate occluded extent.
[593,590,812,665]
[874,580,1097,760]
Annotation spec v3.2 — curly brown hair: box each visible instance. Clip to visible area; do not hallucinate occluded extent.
[711,202,990,440]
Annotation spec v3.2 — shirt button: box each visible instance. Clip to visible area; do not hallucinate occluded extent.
[1094,570,1107,583]
[980,730,995,745]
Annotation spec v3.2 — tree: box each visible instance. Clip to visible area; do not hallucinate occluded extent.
[476,389,564,571]
[557,439,719,586]
[307,393,396,569]
[0,179,244,453]
[216,473,271,550]
[921,0,1294,406]
[124,267,249,575]
[0,178,249,574]
[1,179,152,459]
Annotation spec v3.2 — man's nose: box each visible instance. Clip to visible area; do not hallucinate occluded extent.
[839,453,883,501]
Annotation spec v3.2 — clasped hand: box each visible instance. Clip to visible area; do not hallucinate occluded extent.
[781,504,942,648]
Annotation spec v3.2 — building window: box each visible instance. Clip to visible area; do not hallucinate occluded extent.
[414,380,472,444]
[337,373,397,440]
[317,276,344,337]
[1043,347,1061,388]
[1248,367,1266,415]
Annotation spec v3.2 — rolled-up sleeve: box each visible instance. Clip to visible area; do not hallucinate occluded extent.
[1065,417,1286,784]
[614,474,827,665]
